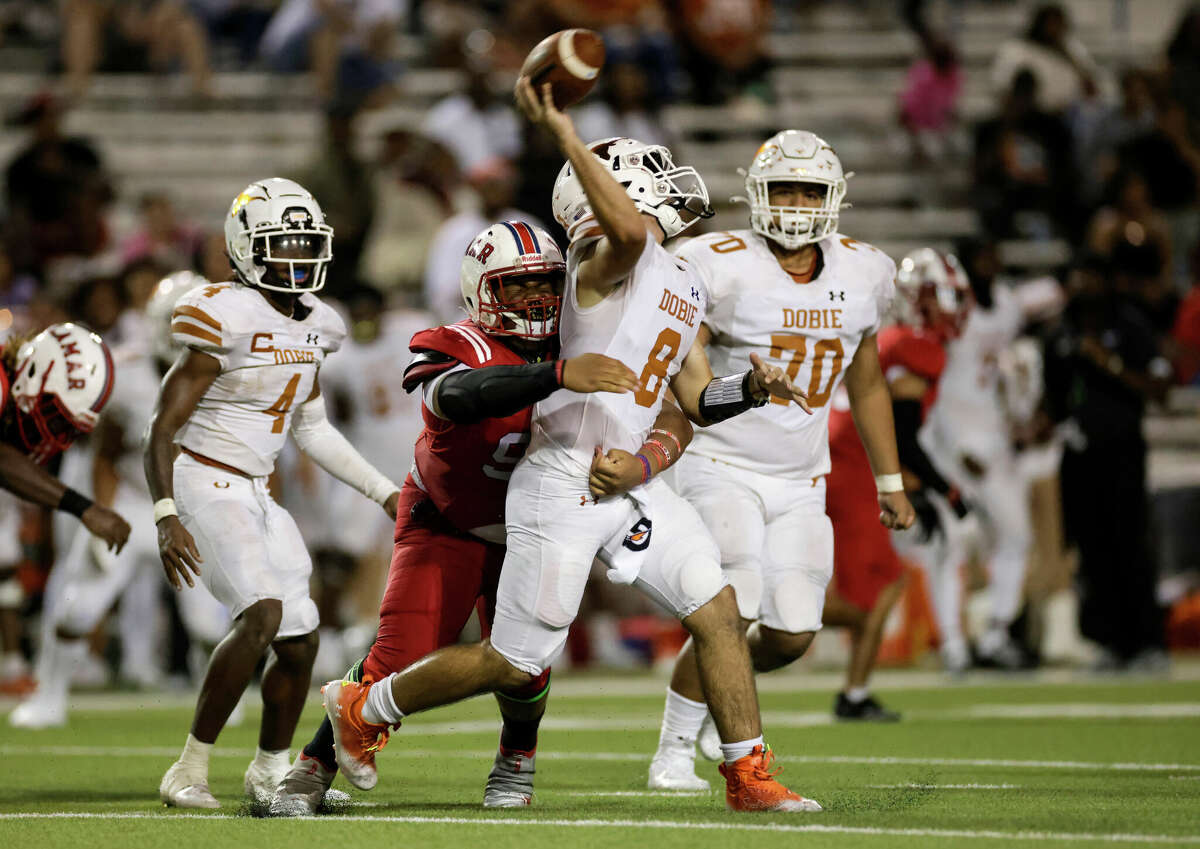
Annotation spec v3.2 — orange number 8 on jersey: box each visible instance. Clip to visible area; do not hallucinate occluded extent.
[634,328,682,408]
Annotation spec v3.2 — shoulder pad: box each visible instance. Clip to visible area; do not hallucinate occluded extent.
[408,322,498,369]
[171,286,233,357]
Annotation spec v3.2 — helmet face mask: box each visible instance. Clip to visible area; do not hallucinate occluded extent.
[225,180,334,294]
[7,323,114,464]
[553,138,713,242]
[742,130,848,250]
[461,221,566,340]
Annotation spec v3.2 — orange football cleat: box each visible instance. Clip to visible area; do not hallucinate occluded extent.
[718,745,823,812]
[322,679,390,791]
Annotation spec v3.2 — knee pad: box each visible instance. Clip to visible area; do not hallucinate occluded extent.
[770,575,827,634]
[725,567,763,620]
[762,512,833,633]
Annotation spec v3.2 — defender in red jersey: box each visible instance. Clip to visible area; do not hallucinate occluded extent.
[824,248,970,720]
[272,220,690,815]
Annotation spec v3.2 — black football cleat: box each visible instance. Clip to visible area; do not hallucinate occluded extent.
[833,692,901,722]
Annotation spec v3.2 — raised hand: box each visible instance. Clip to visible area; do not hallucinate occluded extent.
[514,77,576,143]
[748,352,812,414]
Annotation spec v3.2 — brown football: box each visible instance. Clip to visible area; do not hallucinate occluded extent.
[520,29,605,109]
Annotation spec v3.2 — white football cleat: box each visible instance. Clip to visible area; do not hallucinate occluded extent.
[160,761,220,809]
[483,747,535,808]
[269,752,347,817]
[648,744,711,791]
[697,712,722,762]
[8,696,66,729]
[245,757,290,804]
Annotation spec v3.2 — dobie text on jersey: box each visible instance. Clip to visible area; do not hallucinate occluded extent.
[658,288,698,328]
[782,308,843,331]
[250,332,318,365]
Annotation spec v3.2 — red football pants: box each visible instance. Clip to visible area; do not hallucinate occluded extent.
[362,484,504,682]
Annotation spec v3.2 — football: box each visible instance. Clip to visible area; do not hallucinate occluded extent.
[520,28,605,109]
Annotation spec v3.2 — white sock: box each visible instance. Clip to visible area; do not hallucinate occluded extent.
[721,735,764,764]
[178,733,212,775]
[845,686,870,703]
[657,688,707,750]
[253,746,290,773]
[361,674,404,725]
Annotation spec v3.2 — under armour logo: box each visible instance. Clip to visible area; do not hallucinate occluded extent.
[829,291,845,302]
[306,333,319,344]
[691,287,700,301]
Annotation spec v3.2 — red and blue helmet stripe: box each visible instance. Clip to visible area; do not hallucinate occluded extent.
[501,220,541,256]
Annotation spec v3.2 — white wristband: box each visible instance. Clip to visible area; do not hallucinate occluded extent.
[875,474,904,494]
[153,498,178,524]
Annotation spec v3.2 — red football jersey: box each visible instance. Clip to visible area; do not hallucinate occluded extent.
[401,320,538,535]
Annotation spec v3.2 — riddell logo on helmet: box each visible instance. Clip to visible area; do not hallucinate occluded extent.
[49,328,88,390]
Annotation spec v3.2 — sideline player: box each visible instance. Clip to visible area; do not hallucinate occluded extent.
[325,81,821,813]
[823,248,971,720]
[270,219,685,814]
[648,130,915,788]
[145,179,403,809]
[9,274,232,729]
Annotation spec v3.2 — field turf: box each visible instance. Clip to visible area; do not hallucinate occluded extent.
[1,665,1199,848]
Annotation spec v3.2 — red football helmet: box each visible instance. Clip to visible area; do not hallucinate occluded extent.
[894,248,972,338]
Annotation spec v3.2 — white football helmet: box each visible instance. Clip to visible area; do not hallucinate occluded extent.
[893,248,972,337]
[740,130,850,249]
[6,323,115,463]
[460,220,565,340]
[552,137,713,243]
[223,178,333,293]
[146,270,209,367]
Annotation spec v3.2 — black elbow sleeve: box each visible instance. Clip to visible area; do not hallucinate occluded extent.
[892,398,952,495]
[435,362,561,423]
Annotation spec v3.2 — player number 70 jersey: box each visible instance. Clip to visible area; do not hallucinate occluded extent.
[677,229,896,481]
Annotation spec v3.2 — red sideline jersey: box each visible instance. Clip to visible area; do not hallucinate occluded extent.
[826,325,946,611]
[401,320,537,538]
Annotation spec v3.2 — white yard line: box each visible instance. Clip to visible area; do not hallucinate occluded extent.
[0,812,1197,844]
[561,791,710,797]
[866,783,1022,790]
[2,743,1198,773]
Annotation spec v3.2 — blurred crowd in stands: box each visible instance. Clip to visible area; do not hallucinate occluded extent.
[0,0,1199,696]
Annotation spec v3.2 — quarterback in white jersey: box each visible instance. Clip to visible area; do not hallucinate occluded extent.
[325,80,823,814]
[650,131,916,787]
[10,273,231,729]
[145,179,402,810]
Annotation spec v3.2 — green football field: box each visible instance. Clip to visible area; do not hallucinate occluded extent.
[2,665,1199,848]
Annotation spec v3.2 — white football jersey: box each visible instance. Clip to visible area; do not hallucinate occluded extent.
[104,344,161,493]
[678,229,896,480]
[529,231,708,476]
[922,283,1023,463]
[170,282,346,476]
[318,308,431,483]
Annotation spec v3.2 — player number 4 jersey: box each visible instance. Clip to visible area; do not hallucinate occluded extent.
[170,282,346,476]
[677,229,895,480]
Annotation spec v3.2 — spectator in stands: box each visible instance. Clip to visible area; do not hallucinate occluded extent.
[421,59,521,175]
[120,192,203,271]
[1045,254,1170,670]
[185,0,274,67]
[293,101,377,296]
[358,129,453,293]
[1166,5,1200,137]
[972,70,1076,240]
[1170,243,1200,383]
[990,3,1105,117]
[423,157,542,324]
[674,0,772,111]
[1079,68,1156,205]
[3,93,112,275]
[898,30,962,165]
[574,59,670,149]
[1086,169,1171,286]
[60,0,214,99]
[193,230,231,283]
[259,0,403,103]
[0,243,37,312]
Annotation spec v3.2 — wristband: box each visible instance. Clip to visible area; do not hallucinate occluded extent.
[636,453,653,484]
[645,438,674,465]
[650,428,683,457]
[875,473,904,494]
[153,498,179,524]
[58,488,93,519]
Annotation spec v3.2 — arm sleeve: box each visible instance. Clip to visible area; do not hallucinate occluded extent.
[432,361,562,424]
[893,398,953,496]
[290,395,398,505]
